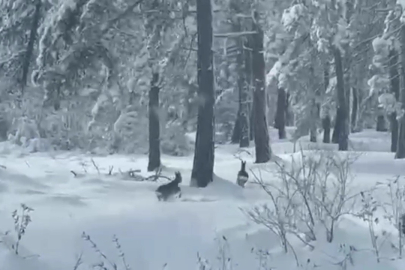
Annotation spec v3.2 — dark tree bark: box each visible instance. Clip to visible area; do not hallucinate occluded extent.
[249,105,254,140]
[244,35,255,141]
[351,87,358,133]
[231,16,250,147]
[147,72,161,172]
[309,62,319,143]
[396,25,405,159]
[376,114,388,132]
[251,15,271,163]
[238,40,250,147]
[323,64,331,143]
[332,109,341,143]
[333,46,348,151]
[322,117,331,143]
[231,117,240,144]
[389,49,400,152]
[21,0,42,92]
[309,102,320,142]
[333,2,352,148]
[285,93,293,126]
[191,0,215,186]
[274,87,287,139]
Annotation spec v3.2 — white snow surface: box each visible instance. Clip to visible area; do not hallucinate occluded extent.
[0,128,404,269]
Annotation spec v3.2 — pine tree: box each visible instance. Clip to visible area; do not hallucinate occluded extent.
[191,0,215,187]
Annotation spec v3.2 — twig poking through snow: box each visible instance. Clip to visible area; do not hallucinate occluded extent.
[122,168,172,182]
[113,235,131,270]
[11,204,34,255]
[108,166,114,176]
[82,232,117,270]
[91,159,100,175]
[72,253,83,270]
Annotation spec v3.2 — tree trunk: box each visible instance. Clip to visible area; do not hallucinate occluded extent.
[396,24,405,159]
[249,105,254,140]
[351,87,358,133]
[333,46,348,151]
[236,18,250,147]
[309,61,319,143]
[389,49,400,152]
[285,93,293,126]
[231,117,240,144]
[344,0,353,136]
[147,72,161,172]
[238,85,250,147]
[376,113,388,132]
[191,0,215,186]
[323,64,331,143]
[244,35,254,141]
[21,0,42,93]
[275,87,287,139]
[251,15,271,163]
[322,117,331,143]
[332,109,341,143]
[309,101,319,142]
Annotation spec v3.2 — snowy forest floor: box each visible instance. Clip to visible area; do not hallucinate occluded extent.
[0,128,404,270]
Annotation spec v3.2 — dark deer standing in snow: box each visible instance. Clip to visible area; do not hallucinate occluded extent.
[237,160,249,187]
[155,171,182,201]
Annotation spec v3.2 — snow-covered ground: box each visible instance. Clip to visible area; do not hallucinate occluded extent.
[0,128,404,270]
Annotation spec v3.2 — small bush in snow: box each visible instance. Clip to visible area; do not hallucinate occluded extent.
[196,236,234,270]
[356,191,382,263]
[82,232,131,270]
[244,150,358,255]
[363,177,405,259]
[10,204,34,255]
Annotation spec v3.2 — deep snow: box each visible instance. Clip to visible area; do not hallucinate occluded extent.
[0,128,404,270]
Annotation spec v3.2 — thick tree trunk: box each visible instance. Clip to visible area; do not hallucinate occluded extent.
[333,46,348,151]
[274,87,287,139]
[147,72,161,172]
[285,93,293,126]
[238,92,250,148]
[376,113,388,132]
[21,0,42,92]
[322,117,331,143]
[309,62,319,143]
[231,117,240,144]
[396,24,405,159]
[344,0,353,136]
[351,87,358,133]
[252,16,271,163]
[249,105,254,140]
[236,18,250,147]
[244,35,254,141]
[309,102,319,142]
[323,65,331,143]
[332,109,341,143]
[389,49,400,152]
[323,115,331,143]
[191,0,215,186]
